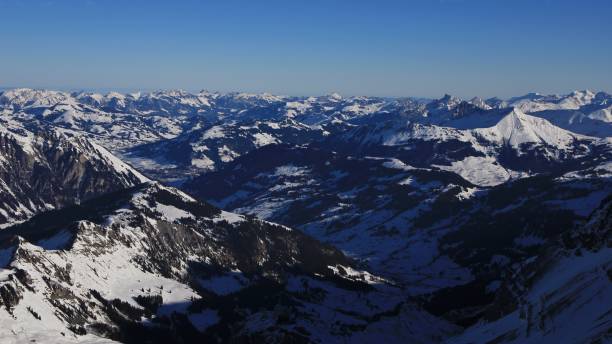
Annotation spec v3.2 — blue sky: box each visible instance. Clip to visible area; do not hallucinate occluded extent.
[0,0,611,98]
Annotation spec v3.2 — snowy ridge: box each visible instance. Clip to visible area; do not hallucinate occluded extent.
[0,121,148,226]
[509,90,596,113]
[0,87,611,343]
[0,182,457,343]
[1,88,609,185]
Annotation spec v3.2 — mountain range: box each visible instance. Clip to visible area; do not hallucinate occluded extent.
[0,88,610,343]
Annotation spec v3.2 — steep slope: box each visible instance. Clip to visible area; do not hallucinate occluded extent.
[473,108,577,149]
[527,109,612,138]
[510,90,612,138]
[508,90,597,112]
[447,195,612,344]
[0,120,148,226]
[0,87,610,342]
[185,142,612,329]
[2,88,610,186]
[0,183,457,343]
[323,107,606,187]
[184,144,479,291]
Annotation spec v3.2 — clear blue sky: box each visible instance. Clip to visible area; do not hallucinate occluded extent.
[0,0,611,98]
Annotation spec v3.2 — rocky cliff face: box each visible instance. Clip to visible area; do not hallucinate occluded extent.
[447,196,611,343]
[0,183,456,343]
[0,88,610,343]
[0,121,148,226]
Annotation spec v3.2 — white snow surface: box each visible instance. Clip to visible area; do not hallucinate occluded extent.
[434,156,510,186]
[473,108,579,149]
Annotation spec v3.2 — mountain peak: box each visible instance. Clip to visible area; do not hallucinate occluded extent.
[327,92,343,100]
[476,107,579,148]
[468,96,492,110]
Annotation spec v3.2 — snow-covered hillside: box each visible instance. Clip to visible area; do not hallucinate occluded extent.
[0,182,456,343]
[447,195,611,343]
[1,88,610,182]
[0,87,610,343]
[0,119,147,226]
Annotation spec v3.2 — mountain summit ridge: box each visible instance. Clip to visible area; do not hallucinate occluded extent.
[0,87,610,343]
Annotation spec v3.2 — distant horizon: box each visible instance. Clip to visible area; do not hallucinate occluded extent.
[0,85,609,101]
[1,0,611,98]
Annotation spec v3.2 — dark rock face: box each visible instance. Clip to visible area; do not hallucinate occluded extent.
[184,142,612,331]
[128,118,326,181]
[0,183,455,343]
[0,125,146,225]
[0,88,611,343]
[0,282,22,312]
[447,196,612,343]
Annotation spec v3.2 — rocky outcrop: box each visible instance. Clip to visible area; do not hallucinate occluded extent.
[0,183,457,343]
[0,122,147,225]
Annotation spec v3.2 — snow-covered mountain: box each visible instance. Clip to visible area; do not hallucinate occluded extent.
[183,143,611,315]
[507,90,612,138]
[323,106,609,187]
[508,90,597,112]
[0,182,456,343]
[0,119,147,226]
[0,87,611,343]
[2,88,610,182]
[126,118,326,182]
